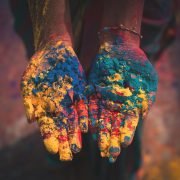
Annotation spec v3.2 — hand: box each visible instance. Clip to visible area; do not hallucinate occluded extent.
[87,42,158,162]
[21,40,88,161]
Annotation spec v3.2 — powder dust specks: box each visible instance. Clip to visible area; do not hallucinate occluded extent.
[21,40,88,161]
[87,41,158,162]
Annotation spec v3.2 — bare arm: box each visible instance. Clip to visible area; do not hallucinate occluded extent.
[28,0,73,50]
[101,0,144,45]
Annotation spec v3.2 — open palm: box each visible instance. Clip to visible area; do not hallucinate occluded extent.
[87,42,158,162]
[21,40,88,161]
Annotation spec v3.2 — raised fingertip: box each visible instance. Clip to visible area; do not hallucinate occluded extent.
[100,151,109,158]
[43,136,59,154]
[23,99,35,123]
[58,129,73,161]
[109,155,117,163]
[69,128,82,154]
[79,117,88,133]
[59,142,73,161]
[70,144,81,153]
[109,146,121,158]
[121,136,132,148]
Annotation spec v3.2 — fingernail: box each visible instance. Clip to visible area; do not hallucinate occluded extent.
[109,147,120,157]
[71,144,81,153]
[100,152,106,157]
[109,156,117,163]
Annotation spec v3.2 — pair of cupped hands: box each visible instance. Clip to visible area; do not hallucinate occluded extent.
[21,38,158,163]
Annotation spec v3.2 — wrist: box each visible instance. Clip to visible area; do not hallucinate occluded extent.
[98,28,140,47]
[36,33,73,51]
[34,21,73,51]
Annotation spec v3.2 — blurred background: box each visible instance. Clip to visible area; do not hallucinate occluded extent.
[0,0,179,179]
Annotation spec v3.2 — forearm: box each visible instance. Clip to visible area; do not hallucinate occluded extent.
[101,0,144,45]
[28,0,73,50]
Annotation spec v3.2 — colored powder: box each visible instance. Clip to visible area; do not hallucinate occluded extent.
[21,40,88,161]
[87,39,158,161]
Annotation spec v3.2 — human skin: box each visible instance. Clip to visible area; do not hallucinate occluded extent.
[87,0,158,162]
[100,0,144,46]
[22,0,158,163]
[21,0,88,161]
[28,0,73,50]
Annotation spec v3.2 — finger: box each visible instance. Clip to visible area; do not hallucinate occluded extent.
[23,97,35,122]
[109,111,122,162]
[109,156,118,163]
[89,95,99,136]
[120,109,139,147]
[37,116,60,154]
[58,117,73,161]
[138,90,150,119]
[141,98,154,120]
[98,108,111,157]
[68,106,82,153]
[76,99,88,133]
